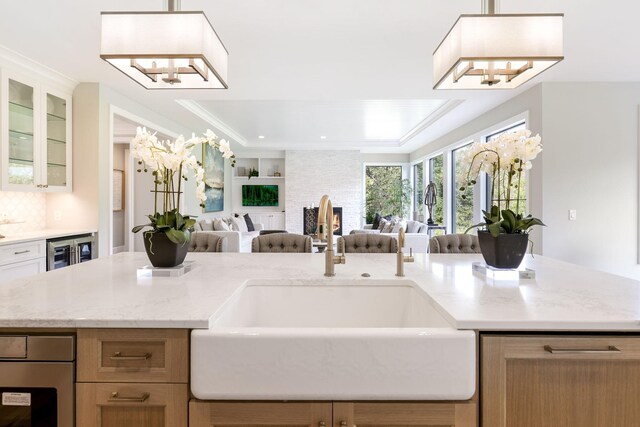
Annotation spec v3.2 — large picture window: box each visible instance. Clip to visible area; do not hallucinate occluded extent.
[451,143,475,233]
[428,155,444,225]
[365,165,406,223]
[412,162,424,220]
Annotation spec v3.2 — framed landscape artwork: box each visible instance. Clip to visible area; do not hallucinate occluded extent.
[203,143,225,212]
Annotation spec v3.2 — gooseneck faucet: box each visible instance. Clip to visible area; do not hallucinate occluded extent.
[396,228,414,277]
[318,195,346,277]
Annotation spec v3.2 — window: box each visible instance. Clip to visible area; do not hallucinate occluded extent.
[451,143,475,233]
[485,122,527,213]
[365,165,407,223]
[427,155,444,225]
[412,162,424,220]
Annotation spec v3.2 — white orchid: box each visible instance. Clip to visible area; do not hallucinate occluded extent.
[461,128,542,214]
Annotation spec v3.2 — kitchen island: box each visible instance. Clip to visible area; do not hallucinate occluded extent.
[1,252,640,427]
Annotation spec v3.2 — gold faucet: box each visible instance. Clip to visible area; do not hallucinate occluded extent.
[318,195,346,277]
[396,228,414,277]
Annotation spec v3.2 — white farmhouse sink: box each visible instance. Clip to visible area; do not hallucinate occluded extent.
[191,280,475,400]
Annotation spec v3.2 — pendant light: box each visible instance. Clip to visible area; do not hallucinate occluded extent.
[433,0,563,89]
[100,0,228,90]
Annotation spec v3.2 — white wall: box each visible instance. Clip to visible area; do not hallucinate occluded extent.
[410,82,640,281]
[285,150,363,235]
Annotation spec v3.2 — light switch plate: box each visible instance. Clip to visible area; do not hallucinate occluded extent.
[569,209,577,221]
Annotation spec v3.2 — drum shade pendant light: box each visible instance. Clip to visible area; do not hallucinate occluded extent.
[433,0,563,89]
[100,0,228,90]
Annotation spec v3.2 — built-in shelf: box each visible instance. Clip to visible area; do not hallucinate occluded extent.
[234,157,285,179]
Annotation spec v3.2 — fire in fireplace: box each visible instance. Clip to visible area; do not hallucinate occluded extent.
[303,207,343,236]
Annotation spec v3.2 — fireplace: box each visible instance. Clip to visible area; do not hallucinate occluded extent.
[303,207,343,236]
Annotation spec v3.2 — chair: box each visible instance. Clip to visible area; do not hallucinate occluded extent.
[429,234,481,254]
[251,233,312,253]
[188,232,227,252]
[337,234,398,253]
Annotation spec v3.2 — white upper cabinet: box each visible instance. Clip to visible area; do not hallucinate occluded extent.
[1,70,72,192]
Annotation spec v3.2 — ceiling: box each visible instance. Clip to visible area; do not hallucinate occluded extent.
[1,0,639,152]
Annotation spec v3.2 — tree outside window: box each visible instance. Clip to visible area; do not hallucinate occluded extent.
[365,166,411,223]
[452,144,475,233]
[413,162,424,220]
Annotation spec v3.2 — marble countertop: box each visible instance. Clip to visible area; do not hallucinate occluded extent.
[1,252,640,331]
[0,229,97,246]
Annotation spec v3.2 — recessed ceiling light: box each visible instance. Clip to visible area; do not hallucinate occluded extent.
[258,135,265,139]
[320,136,327,140]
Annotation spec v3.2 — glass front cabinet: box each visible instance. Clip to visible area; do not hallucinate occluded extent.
[1,71,72,192]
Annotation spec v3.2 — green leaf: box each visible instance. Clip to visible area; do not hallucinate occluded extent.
[488,222,503,237]
[501,209,517,233]
[131,224,151,233]
[464,222,487,234]
[166,228,188,244]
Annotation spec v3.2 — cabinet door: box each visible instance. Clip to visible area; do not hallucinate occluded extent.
[42,88,72,191]
[1,72,41,191]
[333,402,476,427]
[77,382,187,427]
[271,212,285,230]
[0,257,46,285]
[482,335,640,427]
[190,401,332,427]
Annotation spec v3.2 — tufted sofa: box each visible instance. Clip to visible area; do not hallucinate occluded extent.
[251,234,313,253]
[188,232,227,252]
[429,234,481,254]
[337,234,398,253]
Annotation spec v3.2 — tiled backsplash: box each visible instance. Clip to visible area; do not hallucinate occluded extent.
[0,191,46,233]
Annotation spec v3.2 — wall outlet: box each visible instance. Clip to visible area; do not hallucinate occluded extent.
[53,210,62,221]
[568,209,577,221]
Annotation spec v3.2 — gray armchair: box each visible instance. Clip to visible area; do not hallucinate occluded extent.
[429,234,481,254]
[188,232,227,252]
[337,234,398,253]
[251,233,313,253]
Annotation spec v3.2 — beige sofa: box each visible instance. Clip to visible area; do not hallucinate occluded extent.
[193,219,263,252]
[351,220,430,253]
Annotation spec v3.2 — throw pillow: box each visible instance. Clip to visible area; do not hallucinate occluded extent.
[381,218,396,233]
[371,213,382,230]
[244,213,255,232]
[378,218,389,232]
[391,219,408,233]
[213,218,231,231]
[227,217,239,231]
[406,220,420,234]
[230,216,248,233]
[197,219,213,231]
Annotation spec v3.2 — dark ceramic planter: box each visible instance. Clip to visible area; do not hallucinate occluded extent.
[477,231,528,269]
[143,231,189,268]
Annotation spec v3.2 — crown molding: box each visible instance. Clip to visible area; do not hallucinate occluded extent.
[398,99,464,146]
[0,44,77,93]
[175,99,248,146]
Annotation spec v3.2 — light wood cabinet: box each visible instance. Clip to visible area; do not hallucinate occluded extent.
[77,328,188,383]
[190,401,332,427]
[190,401,476,427]
[482,335,640,427]
[77,382,188,427]
[77,329,189,427]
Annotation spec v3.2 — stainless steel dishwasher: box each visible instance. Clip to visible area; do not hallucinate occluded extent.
[0,335,75,427]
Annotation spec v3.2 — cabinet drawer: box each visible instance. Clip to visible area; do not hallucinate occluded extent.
[77,329,188,383]
[0,240,46,266]
[0,257,46,285]
[77,382,187,427]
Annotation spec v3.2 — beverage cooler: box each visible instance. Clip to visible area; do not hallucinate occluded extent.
[46,234,96,271]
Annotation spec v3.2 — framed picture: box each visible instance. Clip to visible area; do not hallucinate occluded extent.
[113,169,124,211]
[202,144,225,212]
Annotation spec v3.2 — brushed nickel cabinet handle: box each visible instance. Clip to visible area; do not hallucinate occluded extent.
[544,345,621,354]
[13,250,30,255]
[110,351,151,360]
[319,422,326,427]
[340,421,348,427]
[108,391,150,402]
